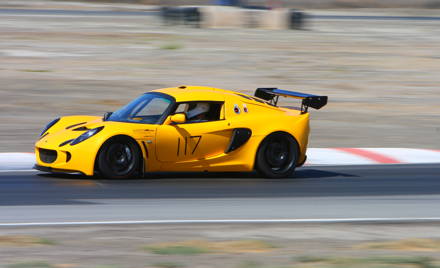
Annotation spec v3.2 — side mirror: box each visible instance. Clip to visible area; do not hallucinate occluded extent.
[169,113,186,124]
[103,112,112,121]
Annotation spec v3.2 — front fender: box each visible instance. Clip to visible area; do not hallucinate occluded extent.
[40,115,102,137]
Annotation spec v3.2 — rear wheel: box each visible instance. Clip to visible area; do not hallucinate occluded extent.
[256,132,298,178]
[97,137,141,179]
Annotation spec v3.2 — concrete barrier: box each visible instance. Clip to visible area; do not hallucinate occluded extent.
[160,6,304,30]
[201,6,302,29]
[161,6,201,27]
[200,6,243,28]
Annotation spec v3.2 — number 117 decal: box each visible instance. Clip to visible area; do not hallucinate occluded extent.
[177,136,202,156]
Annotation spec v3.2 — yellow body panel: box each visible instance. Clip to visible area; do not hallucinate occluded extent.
[35,86,311,176]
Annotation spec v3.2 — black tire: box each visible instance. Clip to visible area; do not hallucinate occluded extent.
[97,137,141,179]
[256,132,298,178]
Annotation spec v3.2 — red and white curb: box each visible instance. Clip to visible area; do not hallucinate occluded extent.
[1,148,440,171]
[306,148,440,166]
[0,153,36,171]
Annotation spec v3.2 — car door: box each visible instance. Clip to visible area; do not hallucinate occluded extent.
[155,101,231,164]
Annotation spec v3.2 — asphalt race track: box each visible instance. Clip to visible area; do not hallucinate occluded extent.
[0,164,439,225]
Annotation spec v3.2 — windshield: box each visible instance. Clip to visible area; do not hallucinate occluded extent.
[107,92,174,124]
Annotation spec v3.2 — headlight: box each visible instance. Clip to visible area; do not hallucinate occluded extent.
[70,126,104,145]
[40,117,60,136]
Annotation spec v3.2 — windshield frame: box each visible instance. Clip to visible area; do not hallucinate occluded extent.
[107,92,176,125]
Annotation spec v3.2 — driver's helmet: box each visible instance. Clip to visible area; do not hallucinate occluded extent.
[187,103,210,119]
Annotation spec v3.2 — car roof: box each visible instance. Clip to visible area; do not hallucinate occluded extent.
[152,85,248,102]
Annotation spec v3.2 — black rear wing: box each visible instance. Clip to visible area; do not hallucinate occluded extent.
[255,88,328,113]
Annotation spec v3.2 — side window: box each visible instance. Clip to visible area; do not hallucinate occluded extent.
[174,101,223,123]
[174,103,189,114]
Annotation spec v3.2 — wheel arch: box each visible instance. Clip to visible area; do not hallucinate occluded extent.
[93,134,145,177]
[253,130,301,170]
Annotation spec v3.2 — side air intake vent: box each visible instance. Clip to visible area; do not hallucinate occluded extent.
[225,128,252,153]
[66,152,72,162]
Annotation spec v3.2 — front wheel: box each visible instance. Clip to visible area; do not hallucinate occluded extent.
[255,132,298,178]
[97,137,141,179]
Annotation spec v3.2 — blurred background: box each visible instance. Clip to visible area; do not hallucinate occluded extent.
[1,1,440,267]
[0,0,439,152]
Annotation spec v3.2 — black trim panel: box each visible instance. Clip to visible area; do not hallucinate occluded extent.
[65,122,86,130]
[33,164,83,174]
[59,139,74,147]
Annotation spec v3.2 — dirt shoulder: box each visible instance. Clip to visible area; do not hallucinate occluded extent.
[2,223,440,268]
[0,3,439,152]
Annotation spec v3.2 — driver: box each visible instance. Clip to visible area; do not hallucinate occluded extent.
[186,102,210,121]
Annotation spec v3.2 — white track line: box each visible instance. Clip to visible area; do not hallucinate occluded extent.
[2,217,440,227]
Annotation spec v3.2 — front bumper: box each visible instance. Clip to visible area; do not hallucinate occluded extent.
[33,164,84,175]
[35,141,99,176]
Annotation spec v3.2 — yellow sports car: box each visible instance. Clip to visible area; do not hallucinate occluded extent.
[34,86,327,178]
